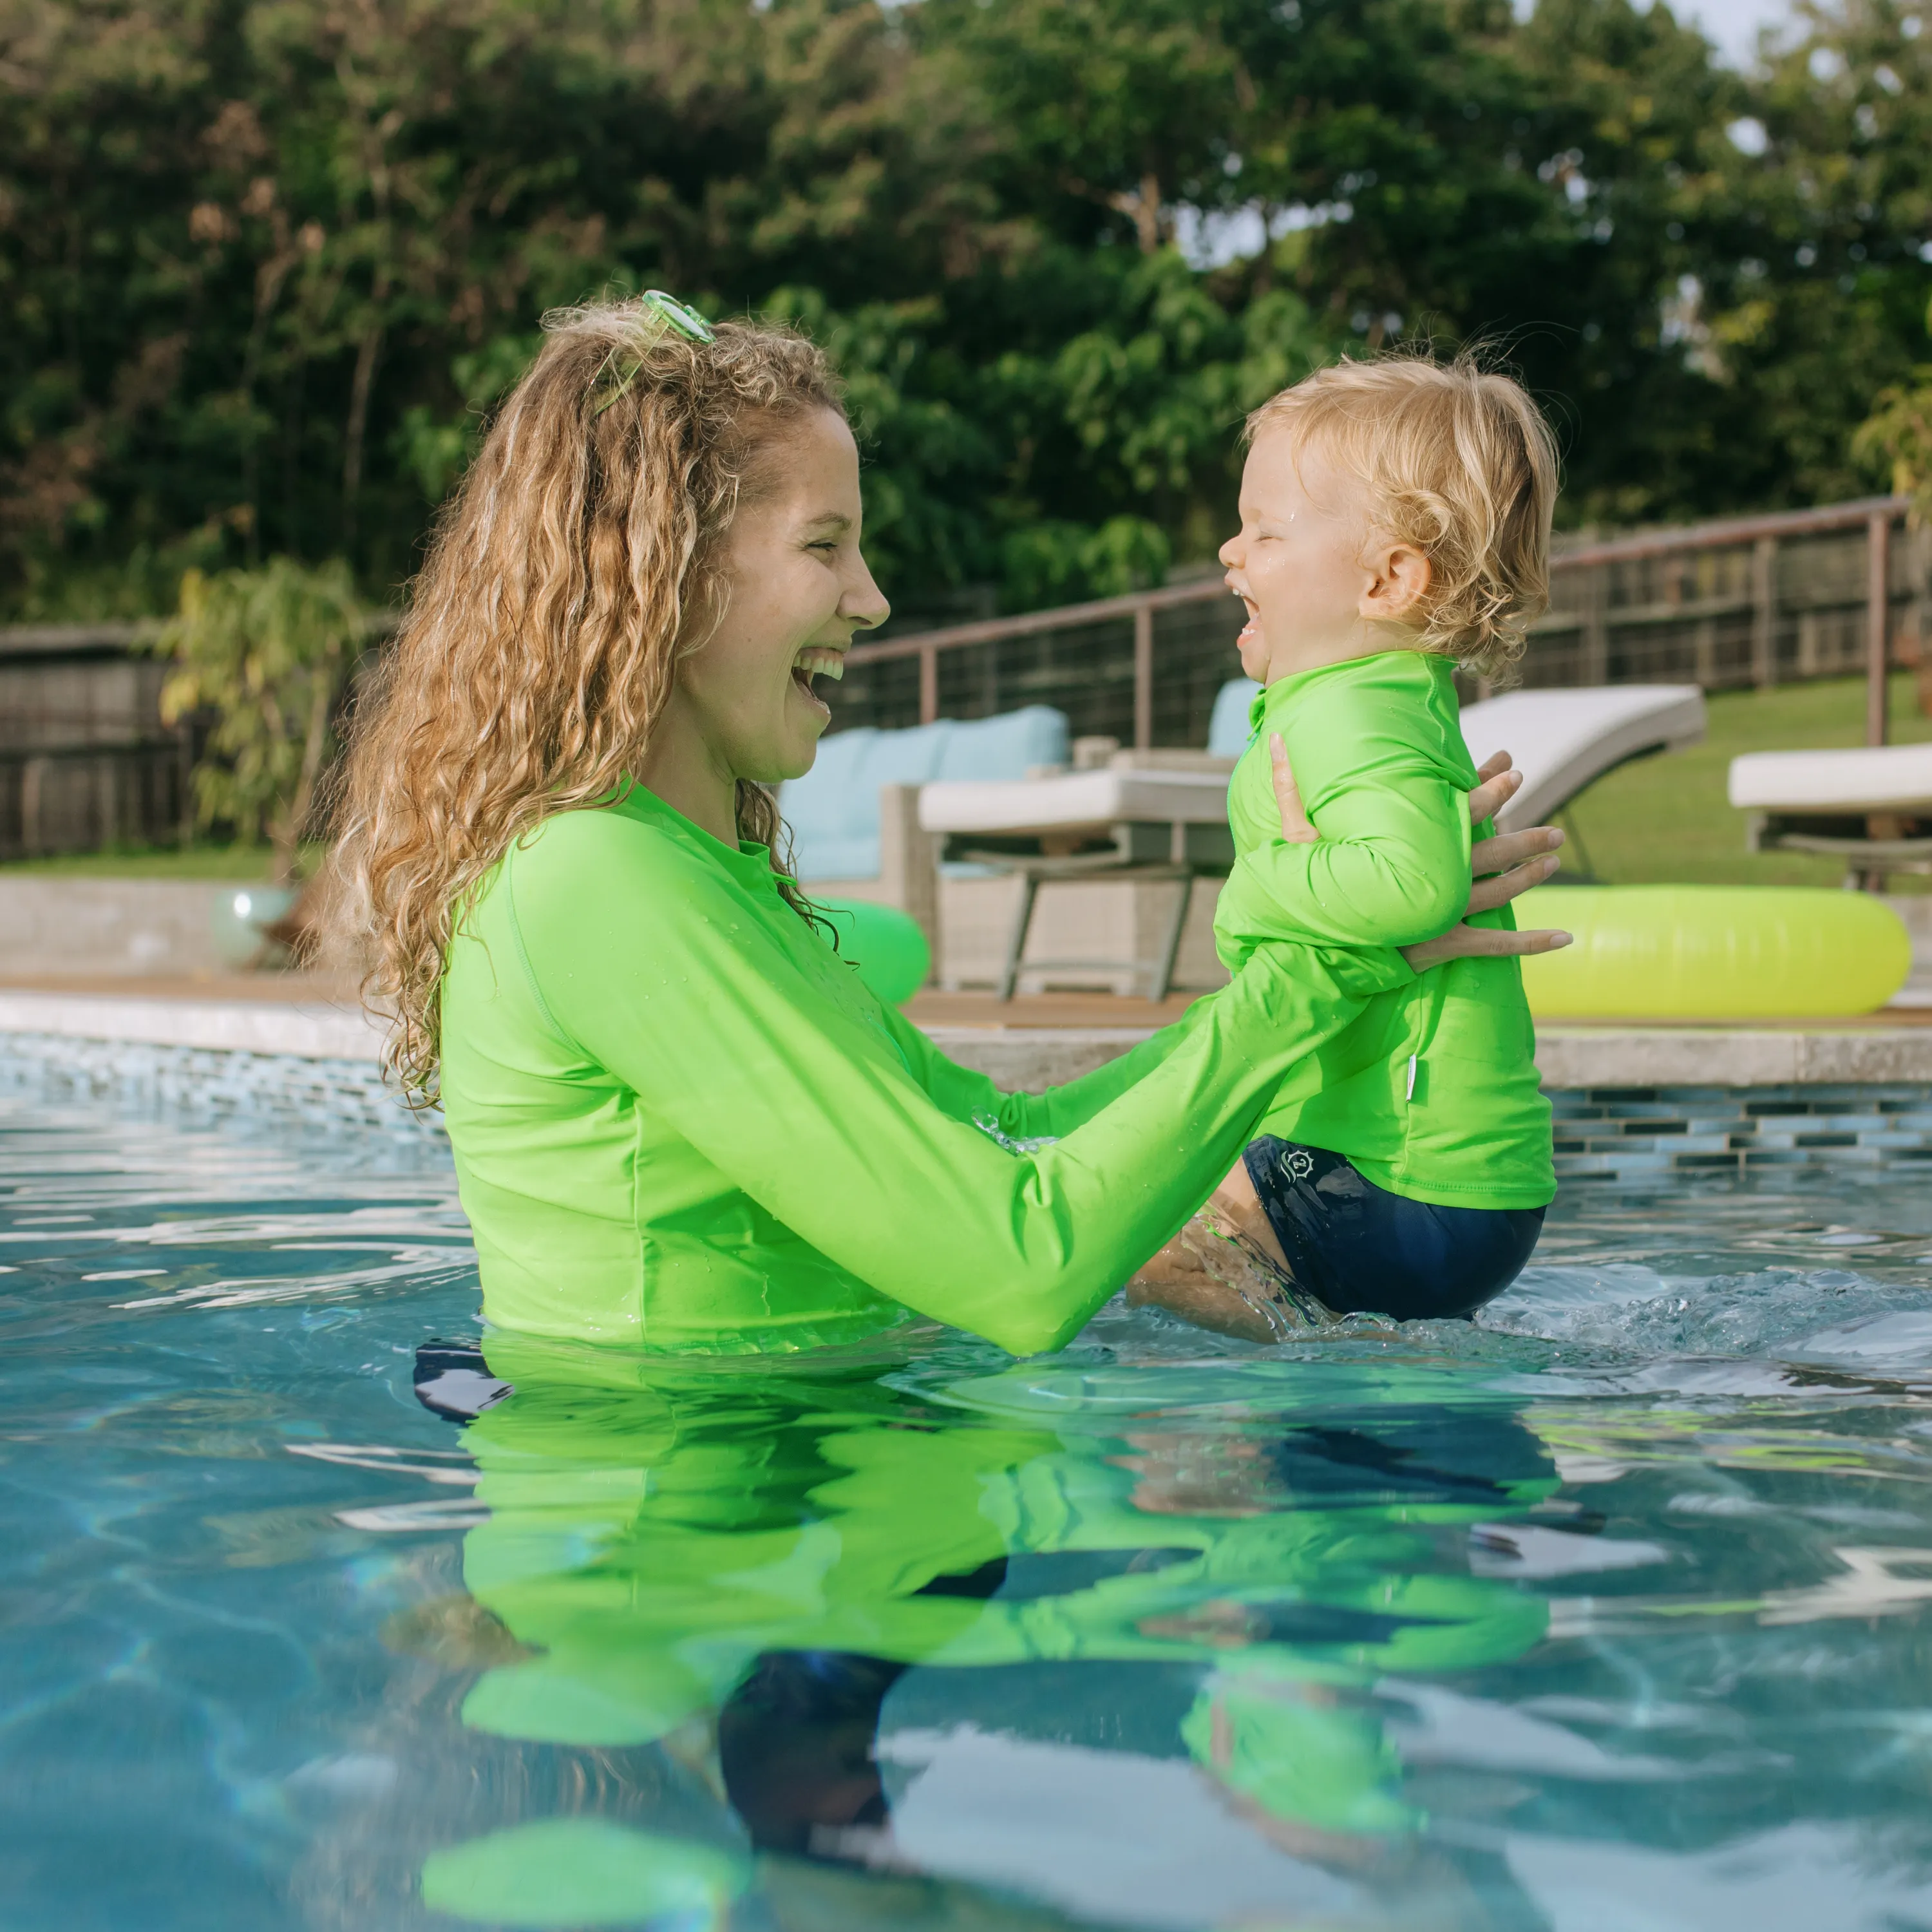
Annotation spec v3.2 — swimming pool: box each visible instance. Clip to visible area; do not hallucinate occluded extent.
[6,1077,1932,1932]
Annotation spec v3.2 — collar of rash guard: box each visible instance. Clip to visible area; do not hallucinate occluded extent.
[606,781,784,893]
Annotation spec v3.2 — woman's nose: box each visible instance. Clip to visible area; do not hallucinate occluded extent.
[844,557,891,631]
[1218,534,1240,568]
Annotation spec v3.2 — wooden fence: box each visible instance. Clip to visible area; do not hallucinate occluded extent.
[0,622,189,862]
[0,493,1924,858]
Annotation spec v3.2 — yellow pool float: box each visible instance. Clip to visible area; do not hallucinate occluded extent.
[1513,885,1911,1019]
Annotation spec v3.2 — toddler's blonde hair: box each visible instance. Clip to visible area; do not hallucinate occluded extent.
[1245,353,1558,682]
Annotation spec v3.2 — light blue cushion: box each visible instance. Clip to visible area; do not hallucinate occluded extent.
[930,706,1069,782]
[1208,677,1261,759]
[781,706,1070,882]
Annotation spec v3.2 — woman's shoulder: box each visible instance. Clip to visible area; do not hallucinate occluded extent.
[504,793,790,954]
[513,791,729,886]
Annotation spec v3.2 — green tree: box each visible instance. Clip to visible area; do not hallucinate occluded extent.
[156,554,366,883]
[6,0,1929,632]
[1674,0,1932,514]
[1497,0,1757,524]
[913,0,1244,253]
[1857,345,1932,525]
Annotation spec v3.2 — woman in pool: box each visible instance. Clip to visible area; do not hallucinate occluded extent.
[338,296,1566,1358]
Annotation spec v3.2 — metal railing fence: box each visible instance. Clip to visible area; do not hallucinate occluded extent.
[832,494,1926,750]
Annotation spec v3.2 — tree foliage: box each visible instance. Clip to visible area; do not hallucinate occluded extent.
[1855,296,1932,525]
[1,0,1928,623]
[156,554,365,881]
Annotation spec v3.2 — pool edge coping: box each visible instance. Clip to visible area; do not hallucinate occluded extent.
[8,988,1932,1088]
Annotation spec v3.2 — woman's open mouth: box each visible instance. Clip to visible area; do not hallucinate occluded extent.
[791,645,846,718]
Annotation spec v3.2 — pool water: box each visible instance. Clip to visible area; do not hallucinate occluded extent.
[6,1084,1932,1932]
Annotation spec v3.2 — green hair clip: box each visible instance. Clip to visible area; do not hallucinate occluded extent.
[638,289,714,344]
[592,290,717,415]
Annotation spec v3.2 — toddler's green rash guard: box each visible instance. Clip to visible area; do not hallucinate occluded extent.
[439,783,1410,1357]
[1211,649,1554,1212]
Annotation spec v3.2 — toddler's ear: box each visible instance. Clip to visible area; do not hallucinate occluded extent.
[1360,540,1432,623]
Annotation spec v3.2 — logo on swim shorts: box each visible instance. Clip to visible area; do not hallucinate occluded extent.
[1278,1147,1314,1183]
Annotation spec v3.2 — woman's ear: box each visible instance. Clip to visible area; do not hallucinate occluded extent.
[1359,541,1432,625]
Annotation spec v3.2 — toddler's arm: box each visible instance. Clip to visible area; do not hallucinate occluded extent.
[1219,688,1475,952]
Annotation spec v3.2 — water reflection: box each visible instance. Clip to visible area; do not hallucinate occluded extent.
[411,1335,1575,1929]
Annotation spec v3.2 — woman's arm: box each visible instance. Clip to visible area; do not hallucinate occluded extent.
[876,1000,1193,1142]
[508,811,1410,1357]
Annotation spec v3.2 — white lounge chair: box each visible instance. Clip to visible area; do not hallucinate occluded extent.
[1728,741,1932,887]
[923,677,1709,996]
[910,678,1259,999]
[919,766,1236,999]
[1208,677,1707,835]
[1459,683,1707,834]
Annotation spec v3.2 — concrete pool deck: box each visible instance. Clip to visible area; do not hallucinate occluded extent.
[5,974,1932,1090]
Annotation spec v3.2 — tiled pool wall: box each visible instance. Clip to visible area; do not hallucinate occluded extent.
[1551,1084,1932,1183]
[0,1032,441,1142]
[7,1032,1932,1181]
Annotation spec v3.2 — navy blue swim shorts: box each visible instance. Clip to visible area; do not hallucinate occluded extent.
[1242,1137,1544,1323]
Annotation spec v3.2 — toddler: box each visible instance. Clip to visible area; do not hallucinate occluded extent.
[1133,355,1558,1336]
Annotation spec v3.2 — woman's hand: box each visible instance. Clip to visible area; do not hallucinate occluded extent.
[1267,735,1571,969]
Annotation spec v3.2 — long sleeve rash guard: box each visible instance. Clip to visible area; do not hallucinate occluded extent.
[439,784,1409,1356]
[1211,651,1554,1212]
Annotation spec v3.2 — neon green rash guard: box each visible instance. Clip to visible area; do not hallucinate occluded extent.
[1212,650,1554,1211]
[439,784,1410,1356]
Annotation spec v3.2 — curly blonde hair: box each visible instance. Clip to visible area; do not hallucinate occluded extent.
[1245,353,1558,682]
[334,299,844,1104]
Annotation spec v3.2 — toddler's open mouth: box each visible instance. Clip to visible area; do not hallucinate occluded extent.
[1230,587,1261,652]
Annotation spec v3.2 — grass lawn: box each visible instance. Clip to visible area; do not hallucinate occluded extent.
[0,842,323,881]
[1558,671,1932,891]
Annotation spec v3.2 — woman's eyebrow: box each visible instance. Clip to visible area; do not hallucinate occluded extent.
[801,510,853,535]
